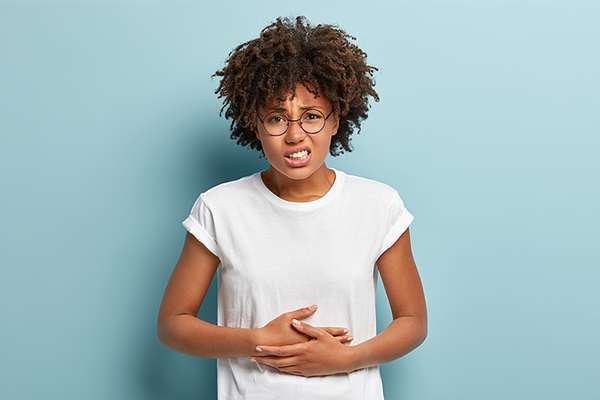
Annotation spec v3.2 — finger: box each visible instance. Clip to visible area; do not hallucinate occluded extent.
[254,344,303,357]
[334,334,354,343]
[250,355,298,368]
[288,304,318,321]
[291,319,326,340]
[321,326,350,336]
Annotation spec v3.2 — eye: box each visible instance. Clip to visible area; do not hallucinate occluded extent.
[266,113,286,124]
[302,110,324,121]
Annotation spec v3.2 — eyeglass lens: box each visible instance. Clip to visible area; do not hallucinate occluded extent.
[263,109,326,136]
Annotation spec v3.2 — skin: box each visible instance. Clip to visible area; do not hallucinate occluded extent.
[255,83,340,202]
[250,229,427,376]
[157,82,427,376]
[157,232,352,359]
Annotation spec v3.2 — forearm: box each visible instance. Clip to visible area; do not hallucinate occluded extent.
[157,314,259,359]
[346,315,427,372]
[345,228,428,371]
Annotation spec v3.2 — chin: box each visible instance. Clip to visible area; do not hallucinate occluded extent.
[271,162,323,181]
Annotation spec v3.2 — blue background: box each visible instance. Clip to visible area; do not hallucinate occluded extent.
[1,1,598,399]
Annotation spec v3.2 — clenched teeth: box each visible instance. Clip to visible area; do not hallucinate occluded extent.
[288,150,308,159]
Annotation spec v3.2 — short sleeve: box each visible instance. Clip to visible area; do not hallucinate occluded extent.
[182,194,221,259]
[380,191,414,255]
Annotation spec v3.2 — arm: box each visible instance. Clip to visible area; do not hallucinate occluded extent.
[252,228,427,375]
[157,233,352,358]
[347,228,428,368]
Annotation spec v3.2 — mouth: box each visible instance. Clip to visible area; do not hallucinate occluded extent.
[284,147,312,167]
[287,150,309,160]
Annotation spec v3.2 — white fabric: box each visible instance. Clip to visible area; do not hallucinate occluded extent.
[183,169,413,400]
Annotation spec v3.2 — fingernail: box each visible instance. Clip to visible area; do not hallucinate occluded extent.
[343,328,349,334]
[250,357,256,362]
[309,304,317,311]
[347,336,353,341]
[255,347,262,352]
[292,319,301,327]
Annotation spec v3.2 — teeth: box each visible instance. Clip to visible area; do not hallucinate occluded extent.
[289,150,308,159]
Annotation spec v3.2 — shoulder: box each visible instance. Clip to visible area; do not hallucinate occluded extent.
[337,170,400,201]
[335,170,414,239]
[200,173,259,203]
[187,173,261,218]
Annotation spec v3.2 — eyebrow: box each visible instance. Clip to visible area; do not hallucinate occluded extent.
[268,106,323,113]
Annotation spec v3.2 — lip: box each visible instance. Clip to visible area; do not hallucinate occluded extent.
[284,146,311,167]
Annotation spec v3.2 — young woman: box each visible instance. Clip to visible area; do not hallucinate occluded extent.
[158,16,427,399]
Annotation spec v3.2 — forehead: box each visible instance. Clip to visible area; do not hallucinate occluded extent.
[263,83,331,111]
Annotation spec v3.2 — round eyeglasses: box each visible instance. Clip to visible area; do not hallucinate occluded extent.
[257,109,334,136]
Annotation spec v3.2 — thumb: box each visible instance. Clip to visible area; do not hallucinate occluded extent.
[289,304,318,321]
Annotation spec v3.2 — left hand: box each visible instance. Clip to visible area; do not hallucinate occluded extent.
[250,319,355,377]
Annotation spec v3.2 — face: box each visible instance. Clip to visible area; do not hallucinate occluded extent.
[255,83,339,183]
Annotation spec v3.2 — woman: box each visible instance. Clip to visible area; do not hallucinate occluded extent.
[158,16,427,399]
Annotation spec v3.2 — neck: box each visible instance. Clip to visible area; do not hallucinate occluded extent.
[261,165,335,202]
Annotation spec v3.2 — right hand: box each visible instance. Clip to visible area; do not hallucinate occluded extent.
[253,305,352,356]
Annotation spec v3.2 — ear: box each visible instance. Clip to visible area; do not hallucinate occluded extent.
[331,115,340,136]
[253,121,261,140]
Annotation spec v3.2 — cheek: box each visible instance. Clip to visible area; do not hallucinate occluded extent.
[257,136,277,157]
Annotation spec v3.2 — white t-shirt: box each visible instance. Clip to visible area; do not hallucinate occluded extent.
[183,169,413,400]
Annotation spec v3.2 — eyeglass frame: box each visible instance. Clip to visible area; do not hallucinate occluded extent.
[256,108,334,136]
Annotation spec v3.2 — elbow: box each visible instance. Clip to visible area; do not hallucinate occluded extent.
[156,317,173,349]
[157,322,166,347]
[417,322,428,347]
[407,315,428,349]
[415,312,428,346]
[392,313,427,351]
[415,313,428,348]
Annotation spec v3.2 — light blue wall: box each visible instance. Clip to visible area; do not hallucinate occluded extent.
[1,2,598,399]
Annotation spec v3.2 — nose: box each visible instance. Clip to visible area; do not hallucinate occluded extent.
[285,118,307,143]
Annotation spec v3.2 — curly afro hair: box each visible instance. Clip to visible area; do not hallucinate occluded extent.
[213,16,379,156]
